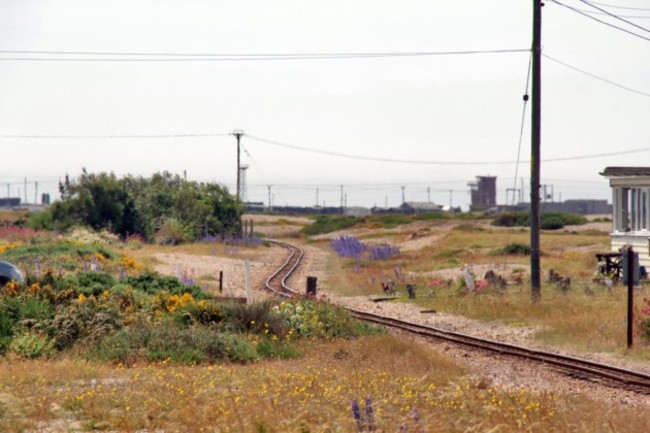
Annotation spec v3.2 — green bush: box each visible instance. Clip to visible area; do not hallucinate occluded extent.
[76,271,117,296]
[92,319,259,365]
[302,215,360,236]
[492,212,587,230]
[541,216,564,230]
[10,332,53,358]
[125,271,209,299]
[500,243,531,255]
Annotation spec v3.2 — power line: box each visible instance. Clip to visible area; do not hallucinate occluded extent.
[245,134,650,165]
[577,0,650,32]
[543,53,650,97]
[0,133,230,139]
[588,1,650,11]
[564,5,650,18]
[0,48,530,62]
[549,0,650,41]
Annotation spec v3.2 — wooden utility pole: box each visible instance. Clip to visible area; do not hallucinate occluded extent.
[531,0,542,302]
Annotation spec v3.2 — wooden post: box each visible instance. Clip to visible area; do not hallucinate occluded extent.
[219,270,223,293]
[306,276,317,296]
[627,247,634,349]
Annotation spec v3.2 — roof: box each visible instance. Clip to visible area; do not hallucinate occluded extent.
[600,167,650,177]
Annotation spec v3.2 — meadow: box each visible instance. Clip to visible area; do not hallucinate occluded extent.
[1,213,649,432]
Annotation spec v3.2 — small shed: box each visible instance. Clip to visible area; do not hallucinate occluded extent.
[601,167,650,265]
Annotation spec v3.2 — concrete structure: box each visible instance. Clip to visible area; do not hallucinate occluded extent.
[468,176,496,211]
[601,167,650,265]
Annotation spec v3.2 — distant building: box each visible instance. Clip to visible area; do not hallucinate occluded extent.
[601,166,650,264]
[469,176,496,211]
[399,201,443,214]
[0,197,21,208]
[344,206,371,216]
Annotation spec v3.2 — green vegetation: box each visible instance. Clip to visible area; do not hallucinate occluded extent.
[491,211,587,230]
[29,169,243,242]
[0,237,378,364]
[302,212,454,235]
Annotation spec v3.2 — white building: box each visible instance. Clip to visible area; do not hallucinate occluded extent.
[601,167,650,265]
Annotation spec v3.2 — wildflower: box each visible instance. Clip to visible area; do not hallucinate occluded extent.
[365,397,376,432]
[351,399,363,431]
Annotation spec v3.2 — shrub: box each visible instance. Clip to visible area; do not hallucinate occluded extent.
[302,216,360,236]
[500,243,531,255]
[330,236,367,258]
[10,332,53,358]
[125,271,209,299]
[76,271,117,297]
[369,243,400,260]
[541,215,564,230]
[92,319,259,364]
[220,300,289,337]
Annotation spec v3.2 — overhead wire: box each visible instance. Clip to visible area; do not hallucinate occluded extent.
[0,48,530,62]
[0,133,230,139]
[577,0,650,32]
[588,1,650,11]
[549,0,650,41]
[245,134,650,165]
[543,53,650,97]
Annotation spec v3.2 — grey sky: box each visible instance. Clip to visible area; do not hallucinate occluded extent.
[1,0,649,209]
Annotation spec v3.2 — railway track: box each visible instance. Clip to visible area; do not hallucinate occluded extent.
[264,239,303,298]
[348,309,650,395]
[264,240,650,395]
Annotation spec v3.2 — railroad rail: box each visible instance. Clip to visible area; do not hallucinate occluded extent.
[262,240,650,395]
[348,309,650,395]
[264,239,303,298]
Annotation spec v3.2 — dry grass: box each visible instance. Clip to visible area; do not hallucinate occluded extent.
[0,335,648,432]
[320,220,650,358]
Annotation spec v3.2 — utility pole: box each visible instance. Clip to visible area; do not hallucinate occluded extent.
[427,187,431,203]
[401,186,406,204]
[231,130,244,200]
[35,181,38,204]
[267,185,272,212]
[316,188,319,207]
[531,0,542,303]
[449,189,453,208]
[340,185,344,210]
[24,178,27,204]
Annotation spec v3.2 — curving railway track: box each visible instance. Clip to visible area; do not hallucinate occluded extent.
[264,239,650,395]
[264,239,303,298]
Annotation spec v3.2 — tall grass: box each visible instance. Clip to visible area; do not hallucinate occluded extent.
[0,335,647,432]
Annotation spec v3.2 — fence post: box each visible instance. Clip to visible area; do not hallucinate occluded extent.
[306,276,318,296]
[627,247,635,349]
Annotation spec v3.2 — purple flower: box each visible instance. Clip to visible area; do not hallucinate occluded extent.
[351,399,363,430]
[365,397,375,431]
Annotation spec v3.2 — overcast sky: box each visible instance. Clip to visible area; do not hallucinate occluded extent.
[1,0,649,209]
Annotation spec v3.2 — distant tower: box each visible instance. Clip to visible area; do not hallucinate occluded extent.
[468,176,497,211]
[239,164,249,202]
